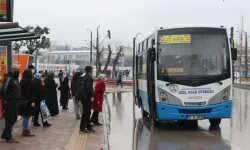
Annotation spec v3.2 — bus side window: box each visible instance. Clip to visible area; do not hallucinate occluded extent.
[139,56,143,79]
[142,41,144,51]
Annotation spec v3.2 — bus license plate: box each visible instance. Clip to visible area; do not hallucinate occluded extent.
[188,116,204,120]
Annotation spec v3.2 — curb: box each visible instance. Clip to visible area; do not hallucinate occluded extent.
[233,84,250,90]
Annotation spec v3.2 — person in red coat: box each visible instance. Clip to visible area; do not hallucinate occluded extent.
[91,74,106,125]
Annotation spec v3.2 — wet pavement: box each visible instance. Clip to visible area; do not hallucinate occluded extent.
[104,88,250,150]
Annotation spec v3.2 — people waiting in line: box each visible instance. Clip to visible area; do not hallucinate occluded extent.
[71,71,83,120]
[59,75,71,110]
[45,72,59,116]
[33,73,52,127]
[18,69,36,137]
[0,65,111,143]
[1,64,21,143]
[91,74,106,125]
[78,66,95,134]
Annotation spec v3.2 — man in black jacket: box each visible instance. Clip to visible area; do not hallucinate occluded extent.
[1,64,21,143]
[71,71,83,120]
[79,66,95,133]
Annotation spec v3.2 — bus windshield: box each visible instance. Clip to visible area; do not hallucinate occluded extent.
[157,28,230,86]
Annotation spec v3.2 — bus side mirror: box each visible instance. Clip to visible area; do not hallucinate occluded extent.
[151,39,155,46]
[231,48,237,60]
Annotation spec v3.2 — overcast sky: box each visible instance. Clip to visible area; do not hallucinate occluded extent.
[14,0,250,46]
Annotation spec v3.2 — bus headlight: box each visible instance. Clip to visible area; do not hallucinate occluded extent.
[158,88,183,106]
[208,86,231,105]
[161,98,167,102]
[160,91,165,96]
[224,90,229,94]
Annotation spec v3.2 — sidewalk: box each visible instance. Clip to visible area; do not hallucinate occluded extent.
[105,86,132,93]
[0,100,105,150]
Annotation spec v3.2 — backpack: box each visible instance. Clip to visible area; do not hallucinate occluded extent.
[0,77,11,98]
[117,74,121,80]
[76,81,86,101]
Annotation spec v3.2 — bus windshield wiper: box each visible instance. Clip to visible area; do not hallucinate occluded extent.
[161,67,176,86]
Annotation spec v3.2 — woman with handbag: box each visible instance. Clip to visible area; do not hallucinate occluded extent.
[33,73,52,127]
[18,69,36,137]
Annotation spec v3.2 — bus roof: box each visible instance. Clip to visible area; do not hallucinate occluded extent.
[156,24,227,31]
[136,25,228,45]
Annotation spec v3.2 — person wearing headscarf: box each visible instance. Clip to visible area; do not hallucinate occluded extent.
[32,73,52,127]
[45,73,59,116]
[60,75,70,110]
[28,65,36,75]
[91,74,106,125]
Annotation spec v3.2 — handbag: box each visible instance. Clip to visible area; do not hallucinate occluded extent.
[40,100,51,122]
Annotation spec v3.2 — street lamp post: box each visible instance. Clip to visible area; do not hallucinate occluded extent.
[245,32,249,78]
[96,26,100,76]
[87,28,92,65]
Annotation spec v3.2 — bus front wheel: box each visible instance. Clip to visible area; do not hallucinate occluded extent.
[209,119,221,126]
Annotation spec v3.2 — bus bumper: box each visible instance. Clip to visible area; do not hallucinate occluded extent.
[156,101,232,121]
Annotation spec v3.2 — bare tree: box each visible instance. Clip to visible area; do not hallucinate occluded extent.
[112,46,123,79]
[93,45,104,74]
[102,45,112,73]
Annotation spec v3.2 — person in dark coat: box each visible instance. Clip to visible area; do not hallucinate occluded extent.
[28,64,36,75]
[0,64,21,143]
[71,72,83,120]
[79,66,95,133]
[45,73,59,116]
[91,74,106,125]
[60,76,70,110]
[18,69,36,137]
[58,70,63,85]
[33,74,52,127]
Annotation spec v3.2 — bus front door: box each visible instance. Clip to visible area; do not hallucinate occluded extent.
[147,48,157,123]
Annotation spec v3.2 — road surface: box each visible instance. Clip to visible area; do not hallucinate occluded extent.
[103,88,249,150]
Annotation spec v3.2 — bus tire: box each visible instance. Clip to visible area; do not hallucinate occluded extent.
[209,119,221,126]
[154,120,161,127]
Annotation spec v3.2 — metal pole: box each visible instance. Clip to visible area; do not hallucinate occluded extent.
[230,27,235,83]
[90,31,92,65]
[245,32,248,78]
[132,38,136,97]
[96,26,100,76]
[87,28,93,65]
[240,16,244,84]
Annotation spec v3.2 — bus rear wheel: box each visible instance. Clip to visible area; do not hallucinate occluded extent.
[209,119,221,126]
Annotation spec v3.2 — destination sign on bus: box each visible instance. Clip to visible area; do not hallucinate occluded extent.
[160,34,191,44]
[167,68,184,73]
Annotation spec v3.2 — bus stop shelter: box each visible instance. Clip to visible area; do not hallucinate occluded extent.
[0,22,39,123]
[0,22,40,71]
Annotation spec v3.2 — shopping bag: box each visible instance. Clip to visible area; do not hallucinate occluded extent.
[40,100,51,122]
